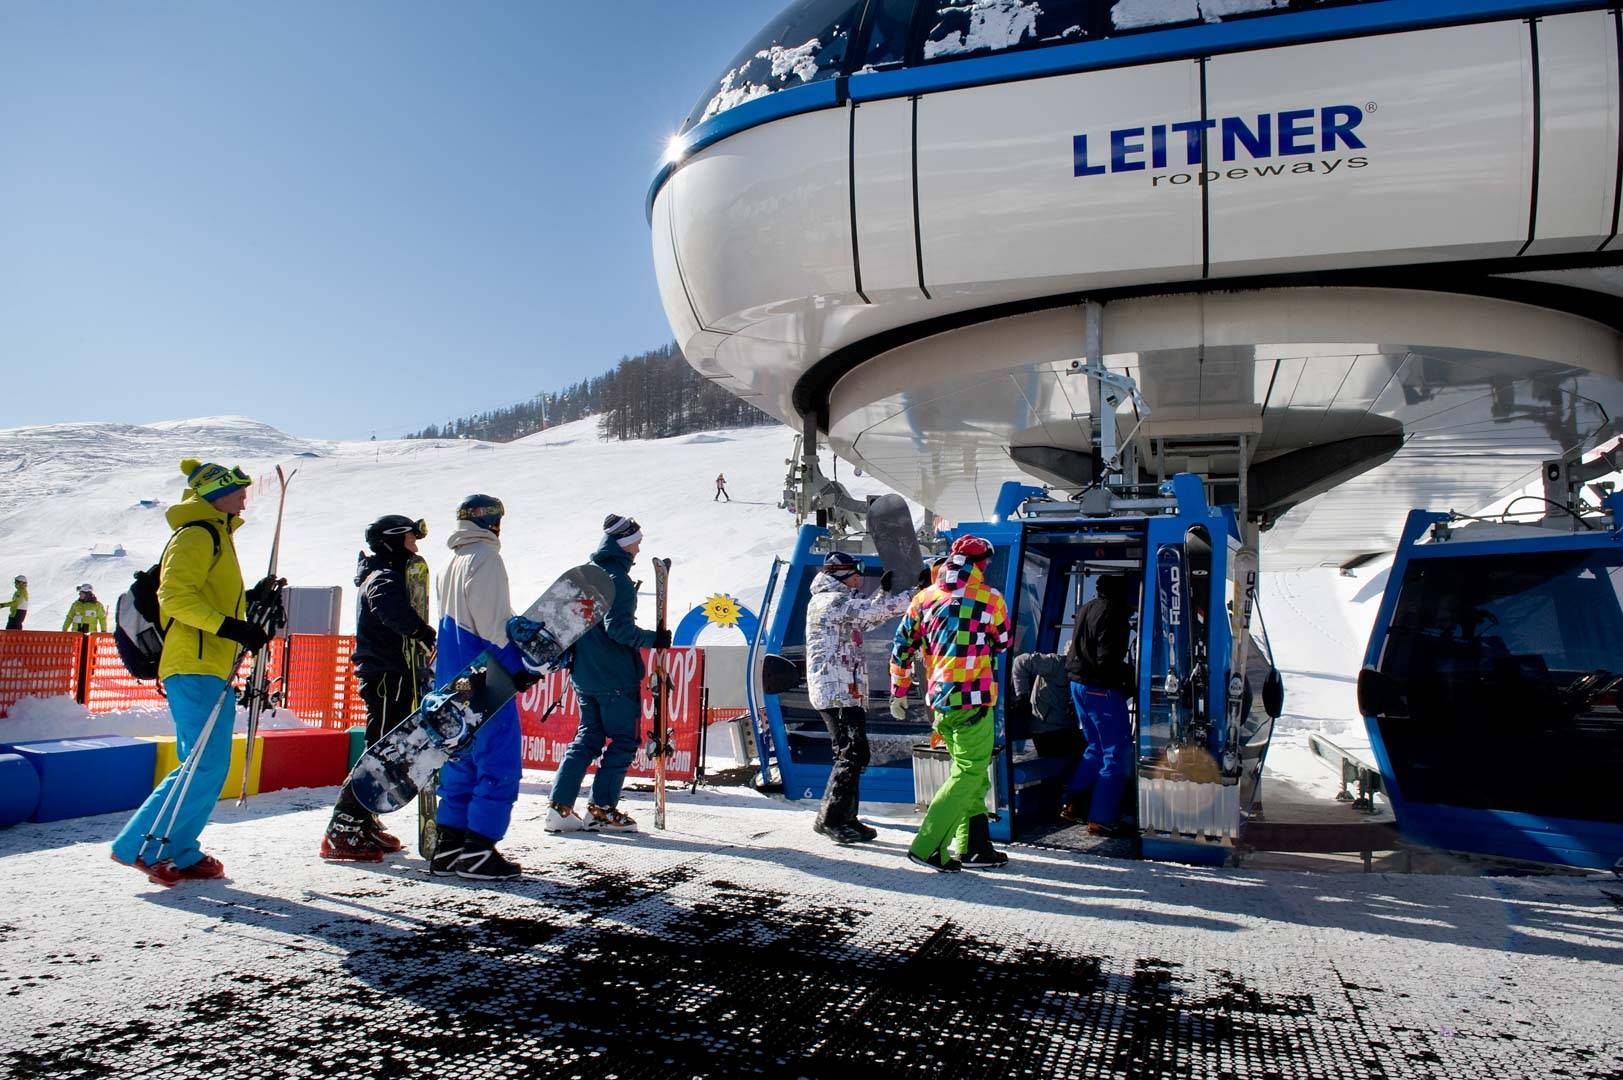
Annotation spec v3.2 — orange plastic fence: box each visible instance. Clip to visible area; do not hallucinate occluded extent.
[82,634,288,716]
[281,633,364,730]
[0,631,84,718]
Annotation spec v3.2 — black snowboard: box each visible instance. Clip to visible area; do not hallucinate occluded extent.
[762,653,801,695]
[867,494,921,584]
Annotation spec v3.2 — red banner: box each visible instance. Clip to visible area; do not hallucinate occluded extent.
[517,646,704,782]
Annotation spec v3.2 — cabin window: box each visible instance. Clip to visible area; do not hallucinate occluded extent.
[682,0,868,132]
[919,0,1092,61]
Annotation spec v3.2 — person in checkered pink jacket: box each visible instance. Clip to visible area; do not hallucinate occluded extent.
[889,535,1011,872]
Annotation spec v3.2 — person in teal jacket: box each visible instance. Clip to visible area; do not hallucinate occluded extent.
[544,514,670,834]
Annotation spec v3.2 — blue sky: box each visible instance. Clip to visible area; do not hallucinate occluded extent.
[0,2,770,439]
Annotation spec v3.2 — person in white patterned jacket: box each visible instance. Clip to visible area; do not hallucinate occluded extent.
[804,552,910,844]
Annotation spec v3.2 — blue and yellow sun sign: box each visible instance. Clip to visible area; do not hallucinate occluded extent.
[674,591,759,646]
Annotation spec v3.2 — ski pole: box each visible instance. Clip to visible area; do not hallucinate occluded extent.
[137,649,245,864]
[236,465,295,805]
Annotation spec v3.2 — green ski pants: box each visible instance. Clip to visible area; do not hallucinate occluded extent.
[910,706,994,860]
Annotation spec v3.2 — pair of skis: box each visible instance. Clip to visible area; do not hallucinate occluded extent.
[647,557,674,830]
[138,465,293,865]
[1157,526,1211,756]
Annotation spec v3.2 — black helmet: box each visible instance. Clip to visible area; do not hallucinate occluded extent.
[366,514,427,553]
[820,551,861,577]
[456,494,504,531]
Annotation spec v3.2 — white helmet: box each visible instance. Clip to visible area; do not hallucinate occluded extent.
[77,583,93,593]
[13,575,24,585]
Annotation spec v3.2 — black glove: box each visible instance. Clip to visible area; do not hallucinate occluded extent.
[412,626,437,649]
[652,628,673,650]
[217,616,270,652]
[879,570,895,592]
[246,575,286,630]
[511,666,542,691]
[917,566,933,588]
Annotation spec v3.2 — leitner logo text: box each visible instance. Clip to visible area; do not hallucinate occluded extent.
[1074,105,1367,180]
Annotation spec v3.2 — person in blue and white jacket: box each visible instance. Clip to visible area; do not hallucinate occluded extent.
[428,494,540,881]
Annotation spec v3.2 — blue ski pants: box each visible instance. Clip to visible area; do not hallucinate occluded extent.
[1066,681,1132,825]
[549,689,640,810]
[435,697,520,842]
[111,675,235,870]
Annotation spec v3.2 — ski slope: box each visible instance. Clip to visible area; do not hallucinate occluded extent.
[0,415,899,638]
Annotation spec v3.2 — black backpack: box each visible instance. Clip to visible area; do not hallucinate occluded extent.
[114,521,220,680]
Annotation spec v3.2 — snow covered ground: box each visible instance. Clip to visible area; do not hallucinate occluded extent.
[1,782,1620,1077]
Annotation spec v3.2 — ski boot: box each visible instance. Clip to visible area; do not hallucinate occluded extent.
[429,826,467,876]
[957,814,1009,870]
[544,802,585,833]
[585,804,638,833]
[848,820,879,842]
[322,812,385,863]
[365,815,403,853]
[907,848,962,873]
[813,818,865,844]
[110,852,181,888]
[176,854,227,880]
[453,832,522,881]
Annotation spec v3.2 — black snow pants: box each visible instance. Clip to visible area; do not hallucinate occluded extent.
[816,706,871,826]
[334,669,419,821]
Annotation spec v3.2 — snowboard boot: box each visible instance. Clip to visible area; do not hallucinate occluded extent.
[585,804,638,833]
[429,826,467,876]
[321,813,385,863]
[813,818,865,844]
[957,814,1010,870]
[545,802,585,833]
[364,815,403,853]
[110,852,181,888]
[453,832,522,881]
[907,848,962,873]
[848,819,879,842]
[175,853,227,880]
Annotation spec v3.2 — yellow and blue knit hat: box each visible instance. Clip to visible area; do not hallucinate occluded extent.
[181,458,252,502]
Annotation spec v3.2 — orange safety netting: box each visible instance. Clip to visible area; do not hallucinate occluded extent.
[0,631,86,718]
[281,634,364,730]
[83,633,288,716]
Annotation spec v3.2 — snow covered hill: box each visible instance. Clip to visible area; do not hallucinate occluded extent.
[0,415,897,636]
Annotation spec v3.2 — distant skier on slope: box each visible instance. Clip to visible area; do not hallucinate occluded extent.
[804,552,908,844]
[425,494,542,881]
[889,536,1012,872]
[545,514,670,835]
[320,514,437,862]
[714,473,730,502]
[63,583,107,633]
[110,459,282,886]
[3,575,27,629]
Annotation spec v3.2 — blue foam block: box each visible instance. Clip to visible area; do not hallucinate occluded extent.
[0,753,41,826]
[1,736,157,823]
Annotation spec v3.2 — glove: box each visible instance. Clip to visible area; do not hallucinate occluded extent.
[246,575,283,606]
[917,566,933,588]
[879,570,895,592]
[246,575,286,630]
[511,666,542,692]
[217,616,270,652]
[412,626,436,649]
[889,696,908,721]
[652,628,672,650]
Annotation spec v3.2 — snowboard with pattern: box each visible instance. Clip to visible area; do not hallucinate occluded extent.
[349,563,614,814]
[866,494,922,585]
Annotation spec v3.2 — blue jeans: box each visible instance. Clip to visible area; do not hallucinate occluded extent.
[436,698,520,842]
[1066,681,1132,825]
[111,675,235,869]
[549,690,640,809]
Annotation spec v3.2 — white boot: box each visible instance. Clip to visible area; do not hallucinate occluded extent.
[544,801,585,833]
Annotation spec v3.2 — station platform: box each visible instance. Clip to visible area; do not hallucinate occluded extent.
[2,778,1620,1078]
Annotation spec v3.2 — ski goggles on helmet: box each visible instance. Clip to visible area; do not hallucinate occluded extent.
[380,518,428,539]
[188,463,253,502]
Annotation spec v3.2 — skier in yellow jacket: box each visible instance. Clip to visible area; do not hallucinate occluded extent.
[63,584,107,633]
[110,459,281,887]
[2,575,26,629]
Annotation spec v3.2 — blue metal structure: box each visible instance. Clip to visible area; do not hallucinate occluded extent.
[748,472,1270,861]
[1358,499,1623,869]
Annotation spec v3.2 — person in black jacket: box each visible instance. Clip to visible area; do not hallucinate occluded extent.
[1062,574,1136,835]
[320,514,436,862]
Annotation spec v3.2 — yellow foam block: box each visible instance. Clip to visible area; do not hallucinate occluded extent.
[139,733,264,799]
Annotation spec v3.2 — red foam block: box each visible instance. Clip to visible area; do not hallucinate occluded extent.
[257,728,350,793]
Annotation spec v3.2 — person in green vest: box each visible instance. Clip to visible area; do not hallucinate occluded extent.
[63,584,107,633]
[3,575,27,629]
